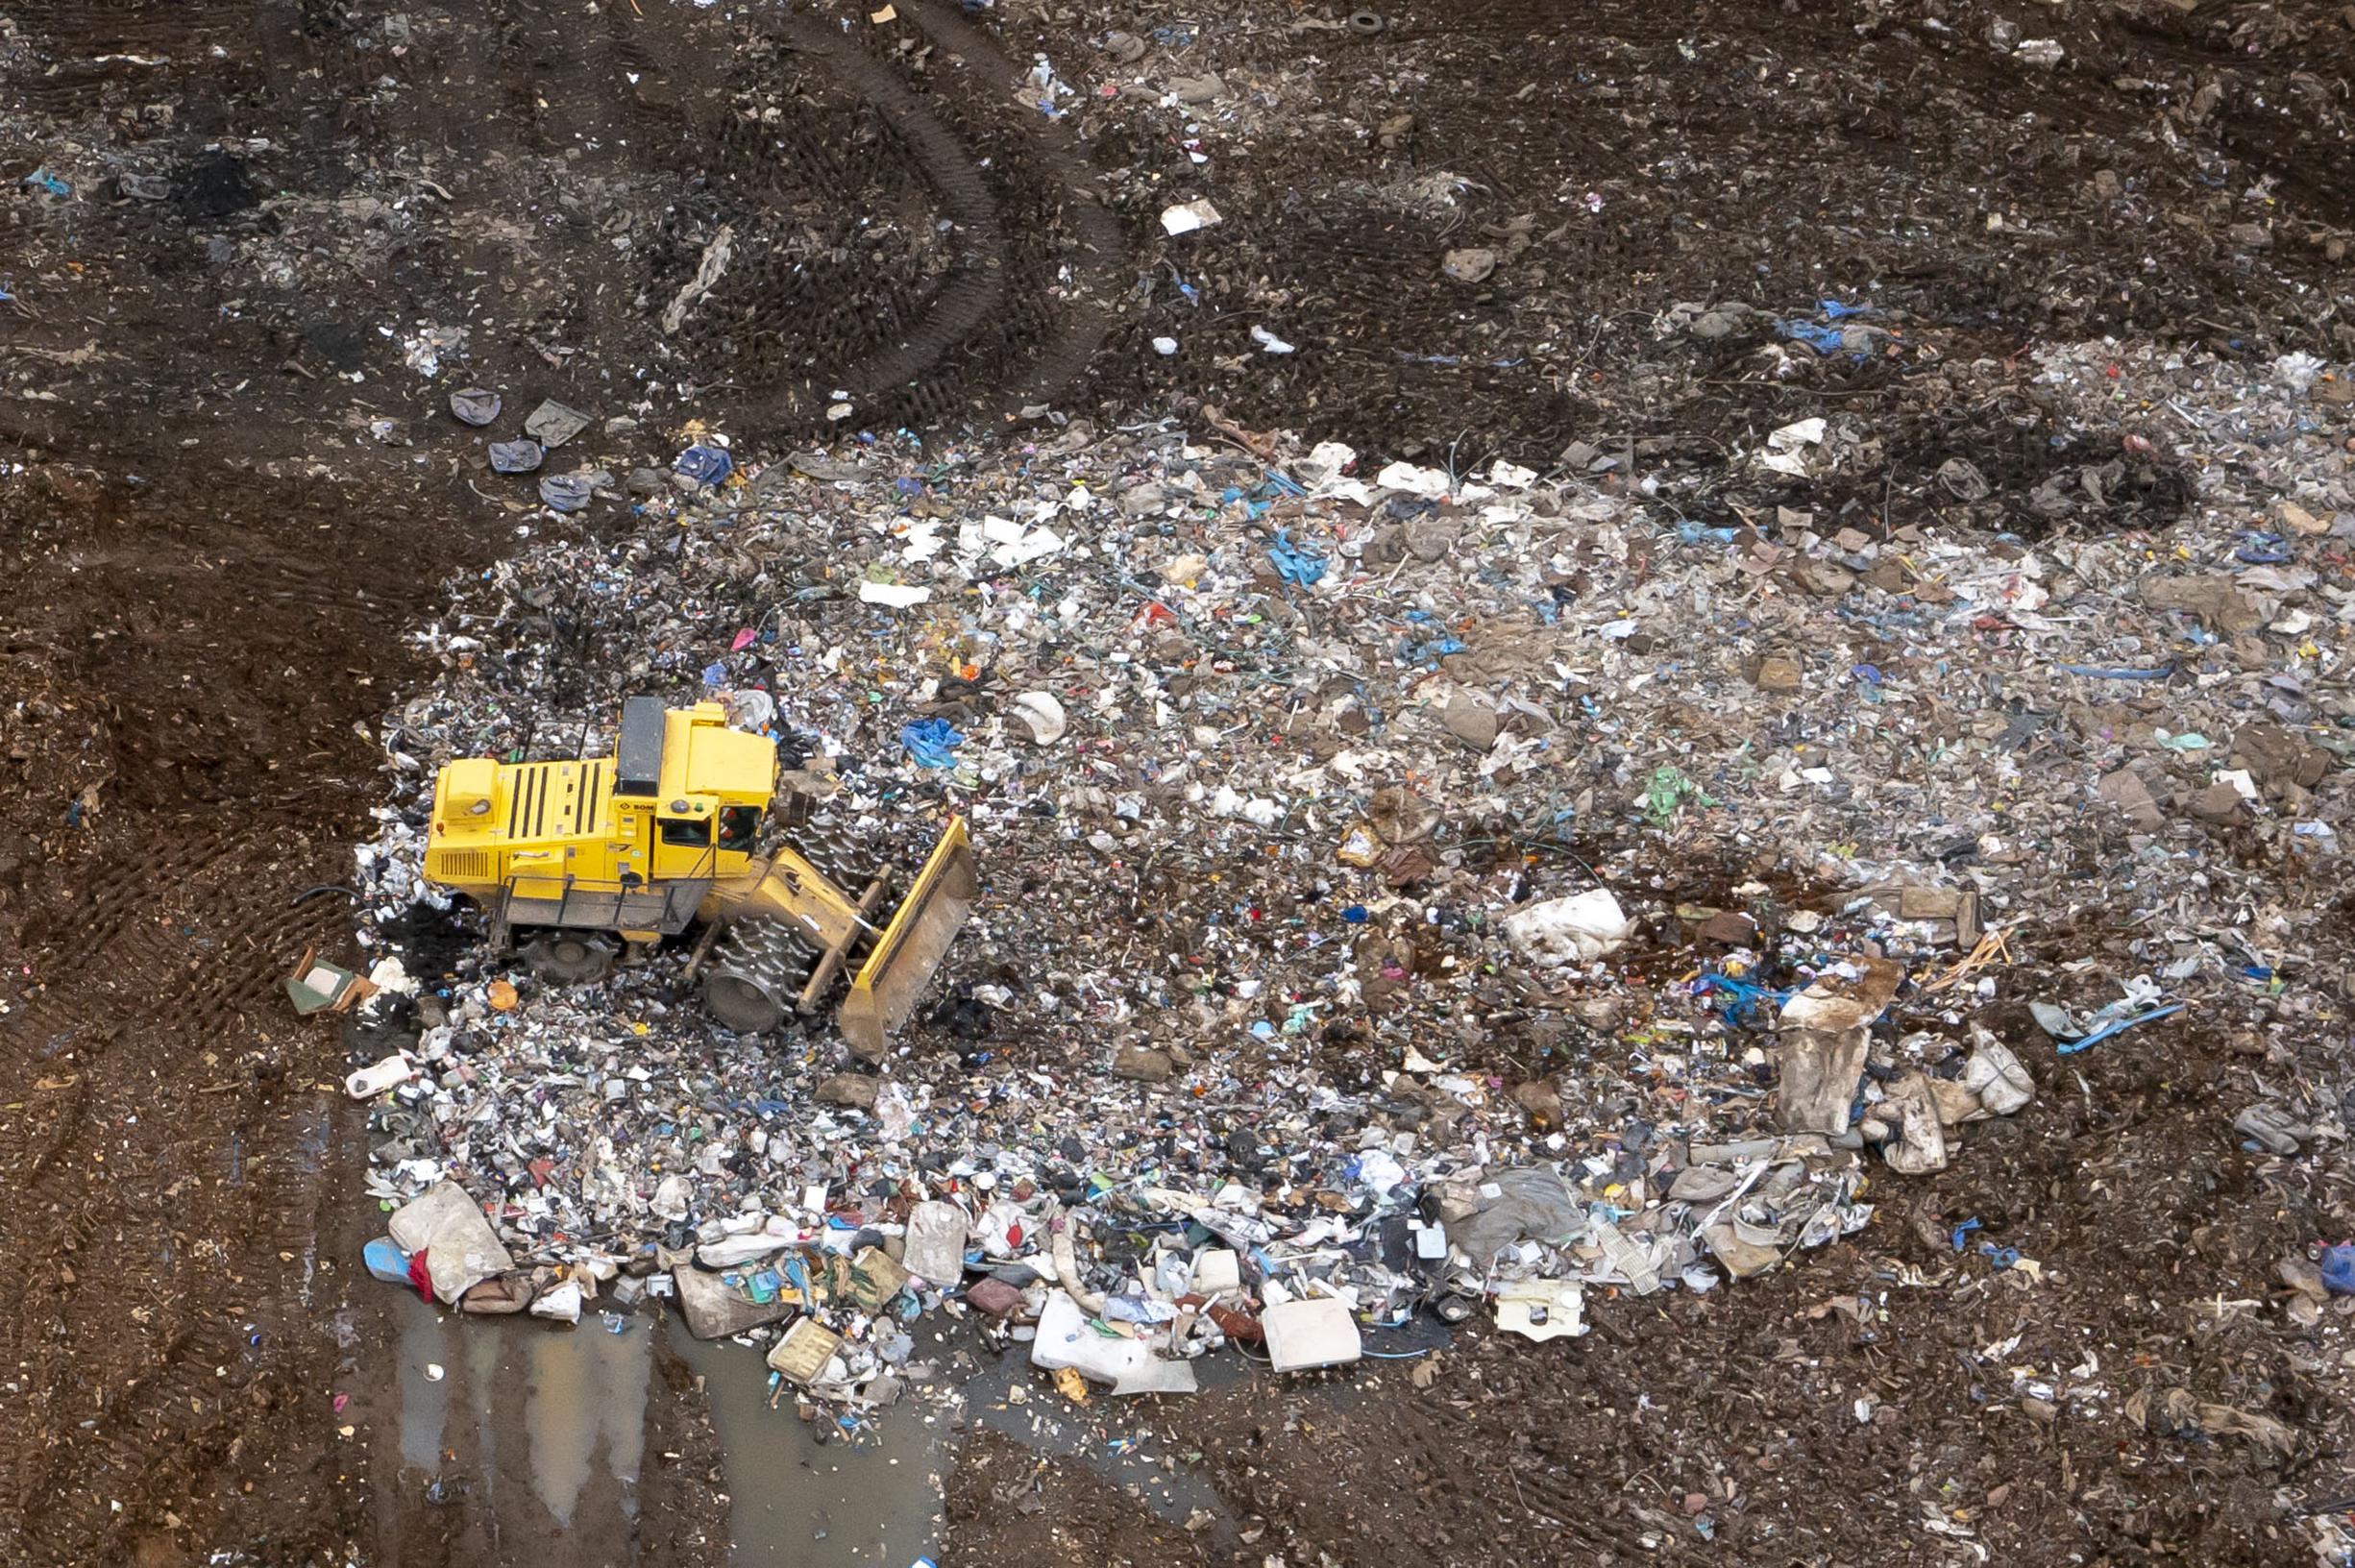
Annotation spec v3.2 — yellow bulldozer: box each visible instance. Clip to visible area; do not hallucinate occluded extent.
[420,697,978,1061]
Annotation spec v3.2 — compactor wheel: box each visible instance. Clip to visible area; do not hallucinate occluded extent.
[702,918,821,1035]
[523,931,615,985]
[795,815,878,890]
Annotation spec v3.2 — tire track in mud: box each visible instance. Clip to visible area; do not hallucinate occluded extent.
[713,1,1126,429]
[767,12,1013,414]
[0,825,387,1556]
[896,0,1127,410]
[0,459,486,1560]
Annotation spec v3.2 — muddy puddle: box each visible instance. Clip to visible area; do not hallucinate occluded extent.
[669,1331,944,1565]
[386,1293,650,1532]
[388,1286,1270,1560]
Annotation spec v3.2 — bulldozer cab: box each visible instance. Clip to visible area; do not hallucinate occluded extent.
[426,697,780,939]
[636,699,776,883]
[650,799,765,877]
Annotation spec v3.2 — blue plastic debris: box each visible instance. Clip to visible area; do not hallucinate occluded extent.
[2235,531,2292,565]
[674,444,733,487]
[21,168,71,198]
[1399,634,1466,665]
[1780,319,1851,355]
[1693,970,1789,1028]
[2054,1001,2185,1055]
[1267,530,1326,587]
[1950,1217,1981,1253]
[1978,1242,2020,1270]
[900,716,966,770]
[363,1237,412,1285]
[2319,1245,2355,1296]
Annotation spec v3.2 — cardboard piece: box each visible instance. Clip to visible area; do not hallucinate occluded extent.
[901,1201,969,1286]
[673,1264,794,1339]
[1030,1288,1199,1395]
[767,1316,844,1384]
[1263,1297,1362,1372]
[1494,1279,1587,1341]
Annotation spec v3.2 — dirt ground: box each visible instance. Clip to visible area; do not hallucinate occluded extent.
[3,0,2351,1563]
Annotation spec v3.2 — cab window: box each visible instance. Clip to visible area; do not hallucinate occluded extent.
[718,805,762,854]
[659,817,711,847]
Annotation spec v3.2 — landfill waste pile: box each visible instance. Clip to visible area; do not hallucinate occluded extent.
[13,0,2355,1559]
[342,335,2349,1432]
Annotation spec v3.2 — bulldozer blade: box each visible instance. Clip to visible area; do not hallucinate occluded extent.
[836,817,977,1060]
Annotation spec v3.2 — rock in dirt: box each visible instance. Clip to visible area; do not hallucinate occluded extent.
[2233,721,2331,792]
[815,1074,880,1109]
[2140,574,2267,633]
[2097,767,2166,830]
[1441,247,1498,284]
[1440,692,1499,750]
[1112,1044,1175,1083]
